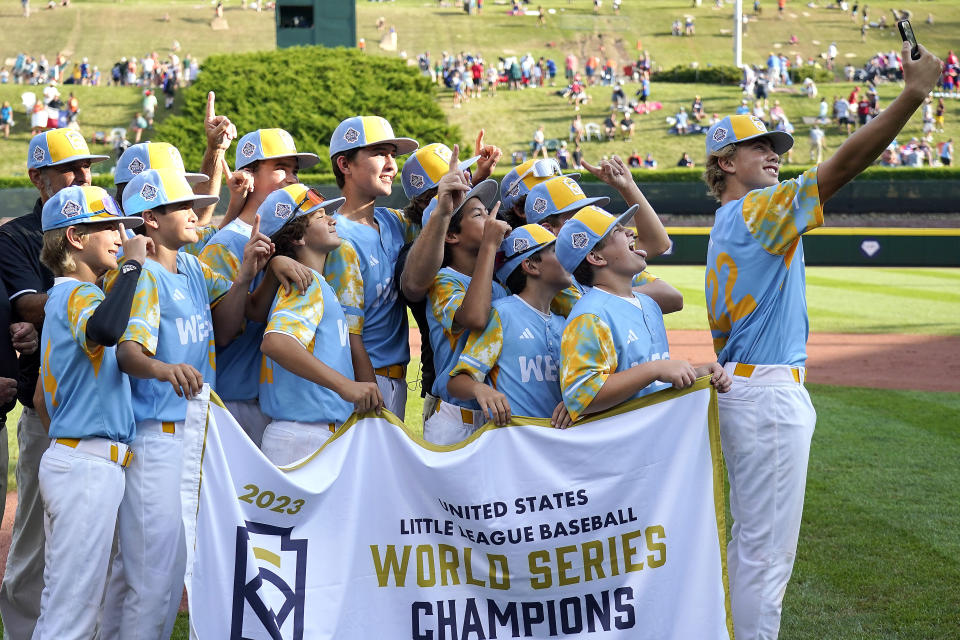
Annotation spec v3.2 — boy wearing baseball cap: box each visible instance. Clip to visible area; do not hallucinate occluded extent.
[324,115,418,419]
[447,224,572,427]
[423,179,511,444]
[498,157,573,228]
[32,186,147,639]
[556,205,729,423]
[703,43,942,640]
[111,168,273,637]
[258,188,383,465]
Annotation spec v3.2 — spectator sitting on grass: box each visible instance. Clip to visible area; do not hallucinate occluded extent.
[572,142,584,170]
[604,112,616,140]
[691,95,705,121]
[532,125,548,159]
[620,110,635,141]
[611,81,625,107]
[628,150,642,168]
[677,152,694,167]
[556,140,570,169]
[675,107,689,135]
[570,114,585,143]
[735,99,750,115]
[643,153,657,169]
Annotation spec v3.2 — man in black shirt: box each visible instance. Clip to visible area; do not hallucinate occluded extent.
[0,127,106,639]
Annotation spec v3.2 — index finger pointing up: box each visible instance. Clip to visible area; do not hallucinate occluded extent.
[448,143,460,173]
[206,91,216,121]
[251,213,261,238]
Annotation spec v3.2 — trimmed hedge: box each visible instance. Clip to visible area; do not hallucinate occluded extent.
[151,47,460,173]
[653,65,742,85]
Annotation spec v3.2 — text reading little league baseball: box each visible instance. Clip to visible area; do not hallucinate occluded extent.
[368,489,664,638]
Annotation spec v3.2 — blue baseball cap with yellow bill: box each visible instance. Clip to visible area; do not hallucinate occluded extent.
[401,143,480,199]
[235,128,321,171]
[122,168,220,216]
[42,185,144,232]
[329,116,418,158]
[555,204,638,274]
[705,114,794,157]
[115,142,208,185]
[256,184,345,237]
[28,129,109,170]
[500,158,579,213]
[495,224,558,285]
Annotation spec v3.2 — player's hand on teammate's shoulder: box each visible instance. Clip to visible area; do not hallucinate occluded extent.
[475,384,511,426]
[901,42,943,98]
[239,214,274,284]
[551,401,573,429]
[655,359,698,390]
[119,223,152,265]
[154,362,204,398]
[696,362,732,393]
[268,255,311,295]
[343,381,384,415]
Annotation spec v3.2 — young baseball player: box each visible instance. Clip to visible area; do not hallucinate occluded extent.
[556,205,730,423]
[325,115,419,419]
[258,188,384,466]
[198,182,318,445]
[423,179,511,444]
[111,168,273,638]
[32,186,148,639]
[498,157,572,229]
[702,43,942,640]
[447,224,573,427]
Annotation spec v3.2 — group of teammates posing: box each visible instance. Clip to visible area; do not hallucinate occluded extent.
[2,39,940,640]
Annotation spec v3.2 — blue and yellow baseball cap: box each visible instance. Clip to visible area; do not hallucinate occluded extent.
[555,204,639,274]
[235,128,321,171]
[256,184,345,237]
[524,175,609,224]
[705,114,793,157]
[500,158,579,213]
[329,116,418,158]
[28,129,108,170]
[42,185,144,232]
[495,224,558,285]
[420,178,500,229]
[122,169,220,216]
[114,142,208,185]
[400,143,480,199]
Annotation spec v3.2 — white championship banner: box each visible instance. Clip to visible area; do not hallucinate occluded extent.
[180,379,732,639]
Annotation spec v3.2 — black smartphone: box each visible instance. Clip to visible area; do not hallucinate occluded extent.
[897,19,921,60]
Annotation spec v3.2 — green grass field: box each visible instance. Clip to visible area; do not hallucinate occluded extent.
[1,0,959,177]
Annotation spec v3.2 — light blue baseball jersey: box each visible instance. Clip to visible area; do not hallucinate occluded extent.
[551,271,659,317]
[180,225,218,257]
[120,253,232,423]
[259,269,354,424]
[199,218,264,402]
[452,295,565,419]
[561,287,671,421]
[427,267,509,409]
[323,207,418,368]
[40,279,136,442]
[705,167,823,366]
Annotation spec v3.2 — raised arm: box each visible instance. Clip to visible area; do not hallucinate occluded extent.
[818,42,941,203]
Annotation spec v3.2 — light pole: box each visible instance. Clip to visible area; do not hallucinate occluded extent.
[734,0,743,68]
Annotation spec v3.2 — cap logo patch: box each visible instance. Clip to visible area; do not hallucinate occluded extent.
[712,127,728,143]
[32,146,46,164]
[64,130,86,150]
[749,116,766,132]
[60,200,82,218]
[563,178,583,196]
[508,182,521,197]
[572,231,589,249]
[532,197,548,214]
[409,173,425,190]
[343,127,361,144]
[241,141,257,158]
[128,158,146,175]
[140,184,158,201]
[512,237,530,254]
[274,202,293,220]
[433,146,452,162]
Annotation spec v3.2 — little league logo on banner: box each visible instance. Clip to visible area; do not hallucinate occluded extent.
[180,383,732,639]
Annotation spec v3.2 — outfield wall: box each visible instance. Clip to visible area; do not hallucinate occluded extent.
[3,179,957,266]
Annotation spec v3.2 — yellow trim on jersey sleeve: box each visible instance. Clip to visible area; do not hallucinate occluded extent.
[560,314,617,422]
[66,284,105,360]
[741,166,823,255]
[631,270,658,288]
[198,259,233,307]
[121,269,160,356]
[181,226,218,257]
[323,240,365,334]
[451,309,503,382]
[428,271,467,338]
[199,242,242,281]
[550,285,581,318]
[265,274,323,350]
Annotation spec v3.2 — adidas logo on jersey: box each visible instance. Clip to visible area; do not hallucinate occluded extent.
[172,289,186,302]
[368,256,380,267]
[519,328,535,340]
[626,329,639,343]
